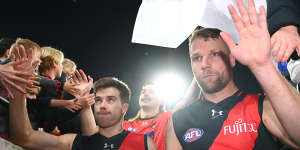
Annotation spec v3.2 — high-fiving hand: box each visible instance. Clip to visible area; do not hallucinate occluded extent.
[220,0,271,70]
[0,45,40,99]
[70,69,94,97]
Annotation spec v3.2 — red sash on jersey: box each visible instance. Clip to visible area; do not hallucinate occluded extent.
[119,132,145,150]
[209,94,261,150]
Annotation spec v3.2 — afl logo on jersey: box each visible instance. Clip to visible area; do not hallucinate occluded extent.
[127,127,137,132]
[183,128,204,143]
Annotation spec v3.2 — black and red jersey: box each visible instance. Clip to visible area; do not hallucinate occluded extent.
[72,130,148,150]
[123,111,172,150]
[173,91,279,150]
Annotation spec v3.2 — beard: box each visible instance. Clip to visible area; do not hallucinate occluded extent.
[197,73,228,94]
[196,68,232,94]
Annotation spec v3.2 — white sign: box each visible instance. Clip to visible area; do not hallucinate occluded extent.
[132,0,267,48]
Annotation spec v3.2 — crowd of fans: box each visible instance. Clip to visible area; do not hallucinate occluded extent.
[0,37,84,137]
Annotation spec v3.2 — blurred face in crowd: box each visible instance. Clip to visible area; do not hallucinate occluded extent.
[63,65,75,77]
[54,61,64,78]
[190,37,235,94]
[32,49,42,73]
[94,87,128,128]
[139,84,162,110]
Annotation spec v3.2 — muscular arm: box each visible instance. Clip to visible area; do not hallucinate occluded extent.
[80,106,99,136]
[9,90,76,150]
[165,117,182,150]
[71,69,98,136]
[263,98,300,149]
[221,0,300,146]
[254,64,300,145]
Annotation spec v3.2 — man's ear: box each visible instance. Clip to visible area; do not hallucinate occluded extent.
[122,103,129,114]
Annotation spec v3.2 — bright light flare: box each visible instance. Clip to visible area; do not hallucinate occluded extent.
[154,73,186,104]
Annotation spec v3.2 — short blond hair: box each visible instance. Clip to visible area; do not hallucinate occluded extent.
[9,38,41,55]
[41,47,64,64]
[38,47,64,75]
[62,58,77,73]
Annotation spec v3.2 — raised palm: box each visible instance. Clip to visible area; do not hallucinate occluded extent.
[221,0,271,69]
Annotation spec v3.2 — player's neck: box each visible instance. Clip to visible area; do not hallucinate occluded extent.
[98,119,124,138]
[140,106,159,119]
[203,80,238,103]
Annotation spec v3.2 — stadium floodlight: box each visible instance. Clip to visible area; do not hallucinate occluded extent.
[153,73,186,104]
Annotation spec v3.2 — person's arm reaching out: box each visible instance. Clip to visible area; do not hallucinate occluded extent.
[221,0,300,146]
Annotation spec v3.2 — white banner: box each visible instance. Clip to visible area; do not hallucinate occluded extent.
[132,0,267,48]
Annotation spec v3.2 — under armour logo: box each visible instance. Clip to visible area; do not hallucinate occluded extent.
[104,143,114,149]
[210,109,224,119]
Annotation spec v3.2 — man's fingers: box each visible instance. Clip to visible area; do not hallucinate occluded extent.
[220,32,236,52]
[8,92,14,100]
[14,46,21,61]
[75,70,83,82]
[88,98,95,103]
[88,94,95,99]
[79,69,88,81]
[67,107,75,113]
[276,44,287,62]
[282,46,293,63]
[235,0,251,26]
[19,45,27,60]
[248,0,258,25]
[275,48,284,62]
[72,71,80,83]
[228,4,244,32]
[272,41,280,57]
[14,71,34,77]
[7,75,33,87]
[2,79,15,99]
[75,104,82,110]
[27,48,33,61]
[29,76,41,81]
[72,103,82,110]
[259,6,267,29]
[88,101,95,106]
[28,80,40,87]
[88,75,93,83]
[3,78,26,94]
[73,98,78,103]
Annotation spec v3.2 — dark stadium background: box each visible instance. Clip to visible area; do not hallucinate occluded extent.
[0,0,261,119]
